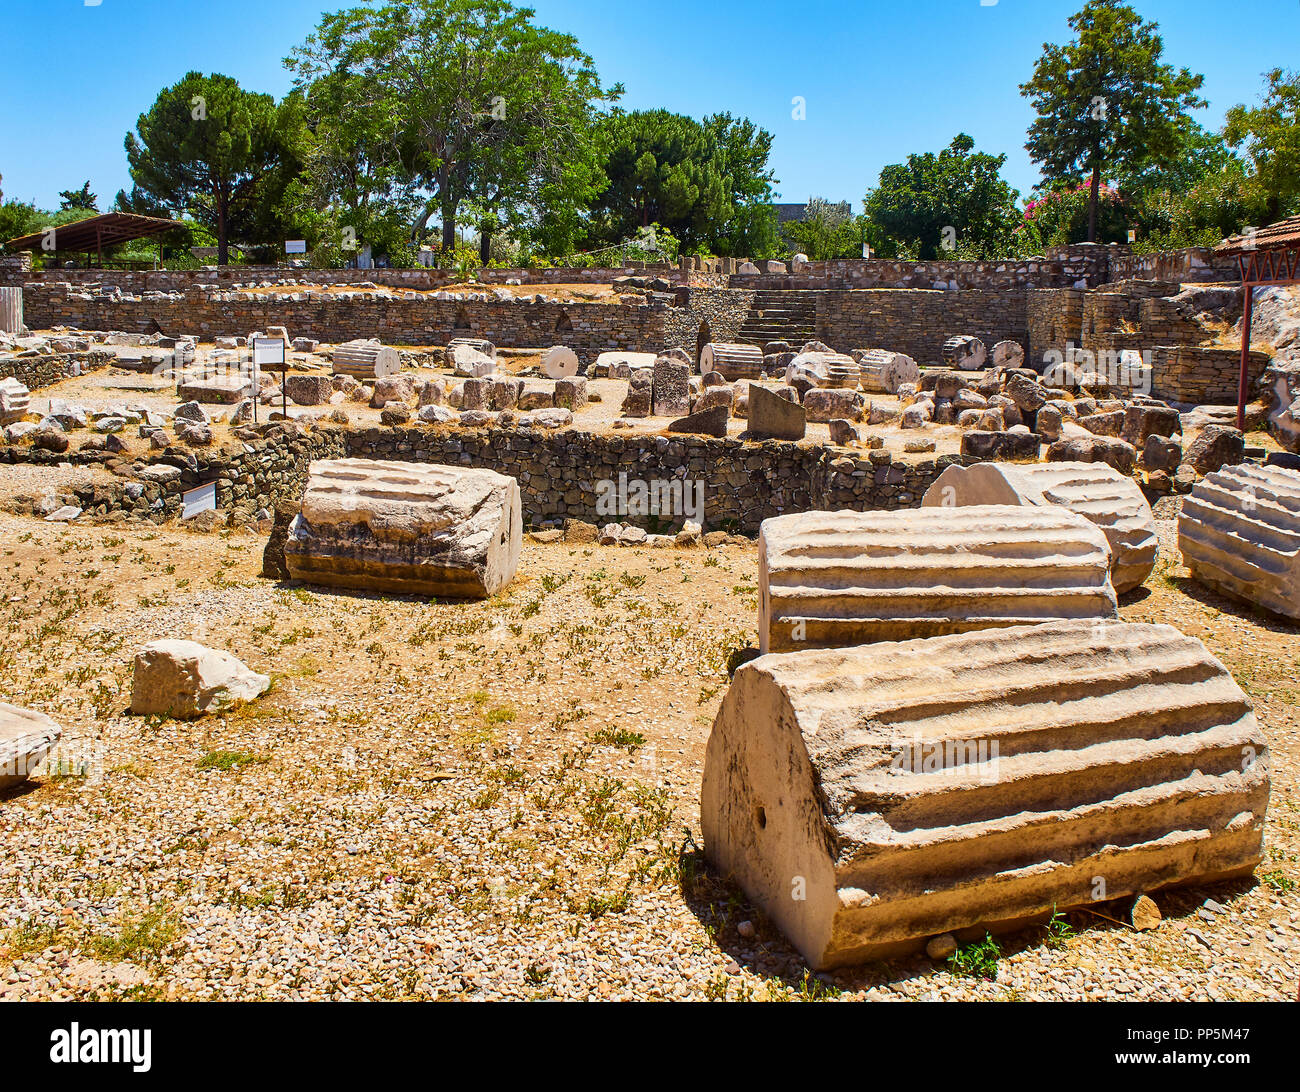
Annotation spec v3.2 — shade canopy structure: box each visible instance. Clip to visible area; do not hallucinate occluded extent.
[1217,216,1300,430]
[2,213,184,265]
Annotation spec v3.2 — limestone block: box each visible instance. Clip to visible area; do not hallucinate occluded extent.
[854,349,919,394]
[333,340,400,380]
[652,358,690,416]
[943,334,987,371]
[1046,435,1136,475]
[541,345,580,379]
[1179,463,1300,619]
[285,459,521,599]
[923,461,1157,593]
[1184,424,1244,475]
[0,703,61,789]
[758,506,1117,653]
[700,343,763,381]
[0,377,31,425]
[803,388,864,423]
[748,383,806,440]
[554,376,588,410]
[283,374,334,406]
[444,337,496,368]
[991,339,1025,370]
[451,343,496,378]
[369,374,415,409]
[701,618,1269,968]
[131,640,270,719]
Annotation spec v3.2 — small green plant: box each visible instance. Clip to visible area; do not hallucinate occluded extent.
[484,705,515,725]
[196,750,267,772]
[90,905,182,965]
[1043,905,1075,949]
[587,726,646,752]
[1260,869,1296,894]
[948,933,1001,980]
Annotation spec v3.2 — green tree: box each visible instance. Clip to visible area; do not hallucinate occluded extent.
[288,0,617,259]
[58,182,97,212]
[1225,68,1300,223]
[588,108,777,255]
[125,72,297,264]
[0,200,46,245]
[862,134,1021,259]
[1020,0,1206,242]
[782,198,862,260]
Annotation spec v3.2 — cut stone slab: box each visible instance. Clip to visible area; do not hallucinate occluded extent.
[0,702,61,789]
[178,374,252,405]
[701,618,1269,969]
[652,358,691,417]
[922,461,1158,594]
[451,344,496,378]
[540,345,580,379]
[1179,462,1300,619]
[285,458,521,599]
[667,404,728,438]
[747,383,806,440]
[131,640,270,719]
[0,377,31,425]
[758,505,1117,653]
[803,388,864,423]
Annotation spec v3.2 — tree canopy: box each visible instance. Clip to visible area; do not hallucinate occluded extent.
[1020,0,1206,241]
[862,134,1021,259]
[125,71,300,264]
[585,109,777,257]
[1225,67,1300,223]
[287,0,617,259]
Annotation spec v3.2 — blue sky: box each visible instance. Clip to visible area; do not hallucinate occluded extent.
[1,0,1296,213]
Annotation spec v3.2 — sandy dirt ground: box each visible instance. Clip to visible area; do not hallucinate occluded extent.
[0,506,1295,1001]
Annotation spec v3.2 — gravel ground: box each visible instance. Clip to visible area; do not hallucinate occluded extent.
[0,511,1295,1002]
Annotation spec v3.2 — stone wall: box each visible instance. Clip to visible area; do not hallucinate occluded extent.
[343,427,954,532]
[815,289,1028,363]
[20,283,670,358]
[1109,248,1238,283]
[0,350,114,391]
[0,262,687,292]
[1150,346,1271,404]
[2,423,955,531]
[727,244,1121,292]
[666,288,756,355]
[1,423,346,524]
[1026,288,1084,364]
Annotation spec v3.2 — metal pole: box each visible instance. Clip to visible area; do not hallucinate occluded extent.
[1236,283,1253,432]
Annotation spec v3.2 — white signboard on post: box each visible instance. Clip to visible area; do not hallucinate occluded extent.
[285,240,307,254]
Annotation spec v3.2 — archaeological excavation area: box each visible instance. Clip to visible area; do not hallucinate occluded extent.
[0,242,1298,1003]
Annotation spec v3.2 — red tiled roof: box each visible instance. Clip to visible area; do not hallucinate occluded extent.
[1217,215,1300,256]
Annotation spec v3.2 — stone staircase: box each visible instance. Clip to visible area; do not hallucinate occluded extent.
[737,290,819,347]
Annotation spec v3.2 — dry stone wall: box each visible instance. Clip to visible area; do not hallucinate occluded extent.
[21,283,668,357]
